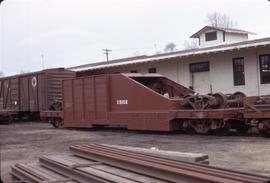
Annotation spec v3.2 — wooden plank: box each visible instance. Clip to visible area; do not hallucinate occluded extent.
[103,144,209,163]
[11,163,76,183]
[87,164,168,183]
[41,155,169,183]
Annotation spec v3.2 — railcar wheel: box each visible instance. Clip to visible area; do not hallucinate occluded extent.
[187,120,211,135]
[258,120,270,137]
[51,118,63,128]
[232,92,246,101]
[232,92,246,107]
[213,92,227,108]
[181,95,216,109]
[8,115,14,123]
[213,122,231,136]
[258,130,270,137]
[48,101,63,128]
[237,125,250,135]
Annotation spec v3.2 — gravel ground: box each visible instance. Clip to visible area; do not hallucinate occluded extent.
[1,122,270,182]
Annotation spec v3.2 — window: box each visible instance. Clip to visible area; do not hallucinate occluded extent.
[130,70,138,73]
[148,68,157,73]
[233,57,245,86]
[190,62,209,73]
[260,54,270,84]
[205,31,217,41]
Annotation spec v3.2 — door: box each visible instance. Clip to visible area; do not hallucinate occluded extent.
[192,72,211,94]
[94,75,108,122]
[29,75,39,111]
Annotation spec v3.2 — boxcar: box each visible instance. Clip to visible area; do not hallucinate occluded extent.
[41,73,269,136]
[61,73,193,131]
[0,68,75,121]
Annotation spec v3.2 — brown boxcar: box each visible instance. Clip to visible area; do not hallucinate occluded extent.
[58,73,247,134]
[62,73,194,131]
[42,73,269,136]
[0,68,75,120]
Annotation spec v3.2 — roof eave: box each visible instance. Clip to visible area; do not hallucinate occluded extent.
[73,38,270,72]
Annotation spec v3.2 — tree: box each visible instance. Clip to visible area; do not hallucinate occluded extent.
[206,12,237,28]
[133,51,141,56]
[183,39,199,50]
[164,42,177,52]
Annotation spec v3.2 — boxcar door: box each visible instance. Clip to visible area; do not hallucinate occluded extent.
[29,75,39,111]
[0,80,3,110]
[3,79,11,110]
[20,77,29,111]
[10,78,19,111]
[94,75,108,122]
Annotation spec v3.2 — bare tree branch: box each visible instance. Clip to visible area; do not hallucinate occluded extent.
[164,42,177,52]
[206,12,237,28]
[183,39,199,50]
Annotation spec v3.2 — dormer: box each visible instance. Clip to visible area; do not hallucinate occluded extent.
[190,26,255,47]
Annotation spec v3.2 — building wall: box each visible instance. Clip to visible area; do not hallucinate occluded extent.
[98,46,270,96]
[107,59,179,83]
[184,46,270,95]
[225,33,248,43]
[199,30,248,47]
[199,30,224,47]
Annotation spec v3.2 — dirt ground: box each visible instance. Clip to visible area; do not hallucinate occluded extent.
[1,122,270,182]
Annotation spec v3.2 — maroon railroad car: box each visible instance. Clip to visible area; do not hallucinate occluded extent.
[0,68,75,120]
[51,73,242,134]
[41,73,269,136]
[61,73,193,131]
[244,95,270,136]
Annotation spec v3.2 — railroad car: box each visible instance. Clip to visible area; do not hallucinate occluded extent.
[244,95,270,137]
[41,73,270,136]
[0,68,75,121]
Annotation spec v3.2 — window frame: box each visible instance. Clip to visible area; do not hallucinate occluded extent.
[232,57,245,86]
[259,54,270,84]
[148,68,157,73]
[189,62,210,73]
[205,31,217,42]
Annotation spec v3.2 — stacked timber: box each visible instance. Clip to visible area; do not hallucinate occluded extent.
[102,144,209,164]
[11,144,270,183]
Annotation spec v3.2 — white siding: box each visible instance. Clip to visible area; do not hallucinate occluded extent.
[199,30,224,47]
[199,29,249,47]
[225,33,248,43]
[103,46,270,96]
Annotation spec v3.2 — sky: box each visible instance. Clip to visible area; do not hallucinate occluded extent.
[0,0,270,76]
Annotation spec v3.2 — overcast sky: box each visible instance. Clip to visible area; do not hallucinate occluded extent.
[0,0,270,75]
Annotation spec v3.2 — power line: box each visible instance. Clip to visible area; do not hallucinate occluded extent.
[112,46,156,51]
[41,54,45,69]
[107,43,180,53]
[103,49,112,62]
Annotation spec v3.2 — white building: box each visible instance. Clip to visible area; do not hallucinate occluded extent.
[70,26,270,96]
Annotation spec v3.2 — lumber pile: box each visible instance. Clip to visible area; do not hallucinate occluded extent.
[11,144,270,183]
[102,144,209,164]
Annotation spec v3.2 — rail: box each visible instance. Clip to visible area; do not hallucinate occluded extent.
[69,144,270,183]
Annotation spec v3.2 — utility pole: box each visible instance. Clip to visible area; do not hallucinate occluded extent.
[41,54,45,69]
[103,49,112,62]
